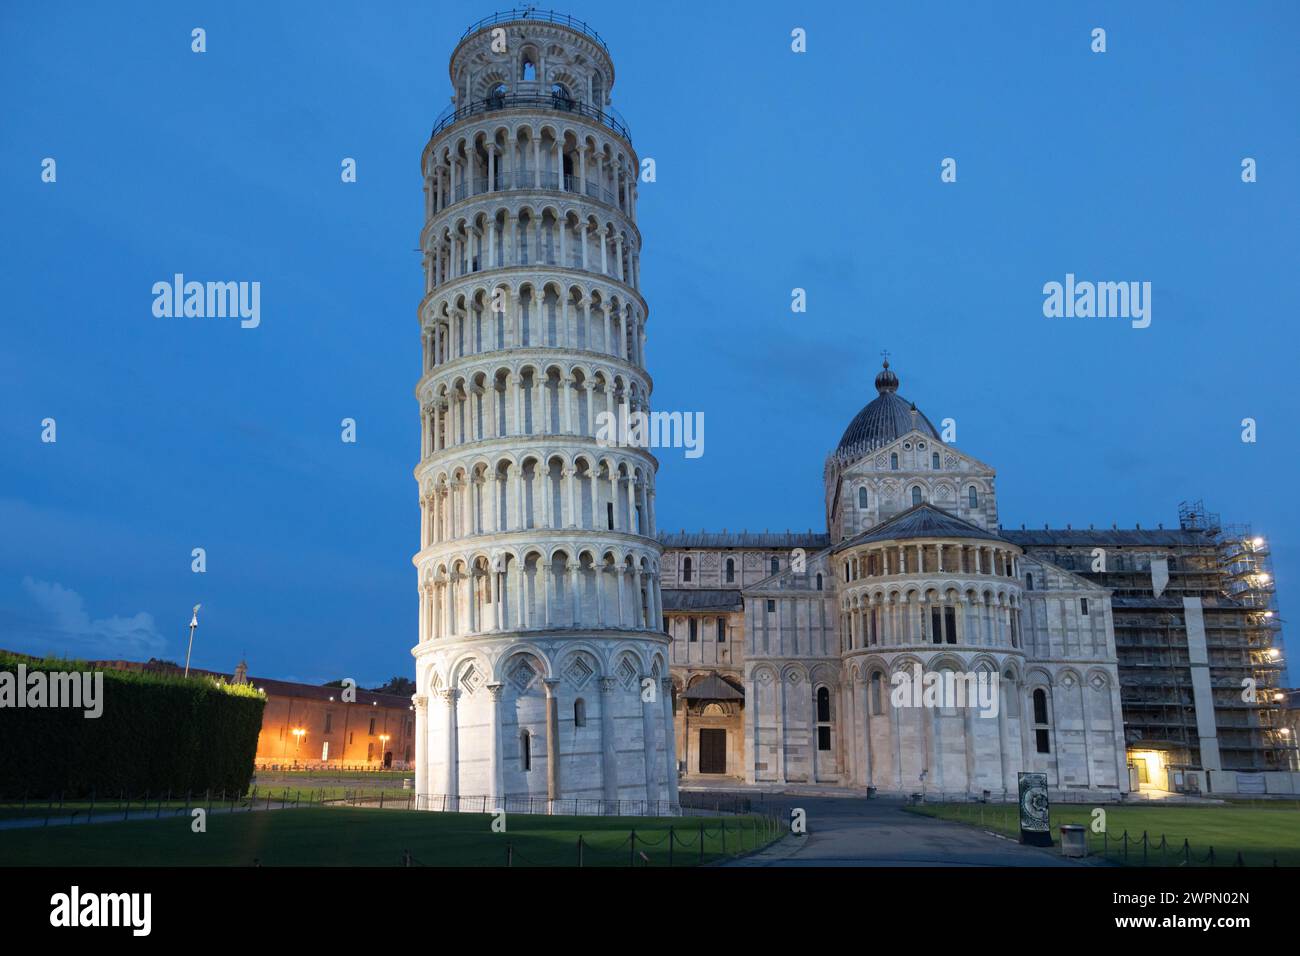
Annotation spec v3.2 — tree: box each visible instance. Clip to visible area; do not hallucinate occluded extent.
[371,676,415,697]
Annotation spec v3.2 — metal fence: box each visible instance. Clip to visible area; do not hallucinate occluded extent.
[431,93,632,143]
[405,815,784,867]
[459,9,611,50]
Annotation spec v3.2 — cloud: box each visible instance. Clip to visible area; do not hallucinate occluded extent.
[11,577,167,658]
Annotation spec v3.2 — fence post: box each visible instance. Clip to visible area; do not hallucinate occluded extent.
[1142,830,1148,865]
[578,835,584,868]
[1182,838,1190,865]
[668,827,674,867]
[629,830,636,867]
[380,790,384,809]
[506,841,513,867]
[721,818,727,855]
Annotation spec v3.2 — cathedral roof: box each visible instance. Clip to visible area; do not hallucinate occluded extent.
[836,503,1012,550]
[661,589,744,612]
[658,530,830,549]
[681,672,745,701]
[835,359,939,457]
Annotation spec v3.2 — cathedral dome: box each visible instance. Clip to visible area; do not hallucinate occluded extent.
[836,360,938,454]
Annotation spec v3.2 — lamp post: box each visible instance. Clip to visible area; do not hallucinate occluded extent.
[379,733,391,768]
[183,604,201,678]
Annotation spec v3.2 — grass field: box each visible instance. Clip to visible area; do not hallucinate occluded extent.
[908,801,1300,866]
[0,807,778,867]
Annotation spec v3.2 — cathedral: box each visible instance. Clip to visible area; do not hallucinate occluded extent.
[408,11,1286,811]
[661,360,1130,797]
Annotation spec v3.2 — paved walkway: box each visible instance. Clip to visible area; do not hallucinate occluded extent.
[723,796,1103,867]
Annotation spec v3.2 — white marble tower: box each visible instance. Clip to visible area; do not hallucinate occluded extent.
[411,11,677,811]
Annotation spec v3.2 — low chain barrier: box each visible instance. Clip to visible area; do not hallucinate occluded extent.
[400,813,785,867]
[917,800,1285,867]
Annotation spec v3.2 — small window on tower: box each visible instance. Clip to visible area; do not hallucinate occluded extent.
[912,487,923,507]
[725,558,735,583]
[933,452,941,470]
[771,557,780,575]
[890,453,899,470]
[683,557,692,582]
[968,487,979,509]
[689,619,697,642]
[1080,598,1089,616]
[858,487,868,509]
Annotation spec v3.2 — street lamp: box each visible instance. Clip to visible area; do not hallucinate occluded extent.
[184,604,202,678]
[378,733,390,768]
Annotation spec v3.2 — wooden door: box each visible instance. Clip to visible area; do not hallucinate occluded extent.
[699,728,727,774]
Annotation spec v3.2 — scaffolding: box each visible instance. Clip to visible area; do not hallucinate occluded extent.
[1007,500,1288,772]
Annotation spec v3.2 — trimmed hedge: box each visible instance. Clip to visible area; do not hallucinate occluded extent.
[0,654,265,798]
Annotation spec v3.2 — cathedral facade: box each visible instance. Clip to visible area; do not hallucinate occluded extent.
[663,361,1131,797]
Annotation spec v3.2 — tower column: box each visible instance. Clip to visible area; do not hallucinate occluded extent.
[599,677,618,801]
[441,688,459,804]
[661,678,679,806]
[487,683,504,807]
[543,678,560,801]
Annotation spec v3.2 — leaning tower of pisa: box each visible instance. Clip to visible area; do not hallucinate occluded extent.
[411,11,677,812]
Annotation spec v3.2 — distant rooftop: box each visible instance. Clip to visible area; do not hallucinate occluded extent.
[659,530,831,550]
[1004,528,1213,547]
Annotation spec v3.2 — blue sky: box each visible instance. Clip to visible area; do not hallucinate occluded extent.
[1,1,1296,686]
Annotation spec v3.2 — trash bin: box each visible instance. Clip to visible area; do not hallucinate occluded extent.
[1059,824,1087,858]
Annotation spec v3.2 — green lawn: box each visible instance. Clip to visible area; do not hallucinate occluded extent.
[908,801,1300,866]
[0,807,778,867]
